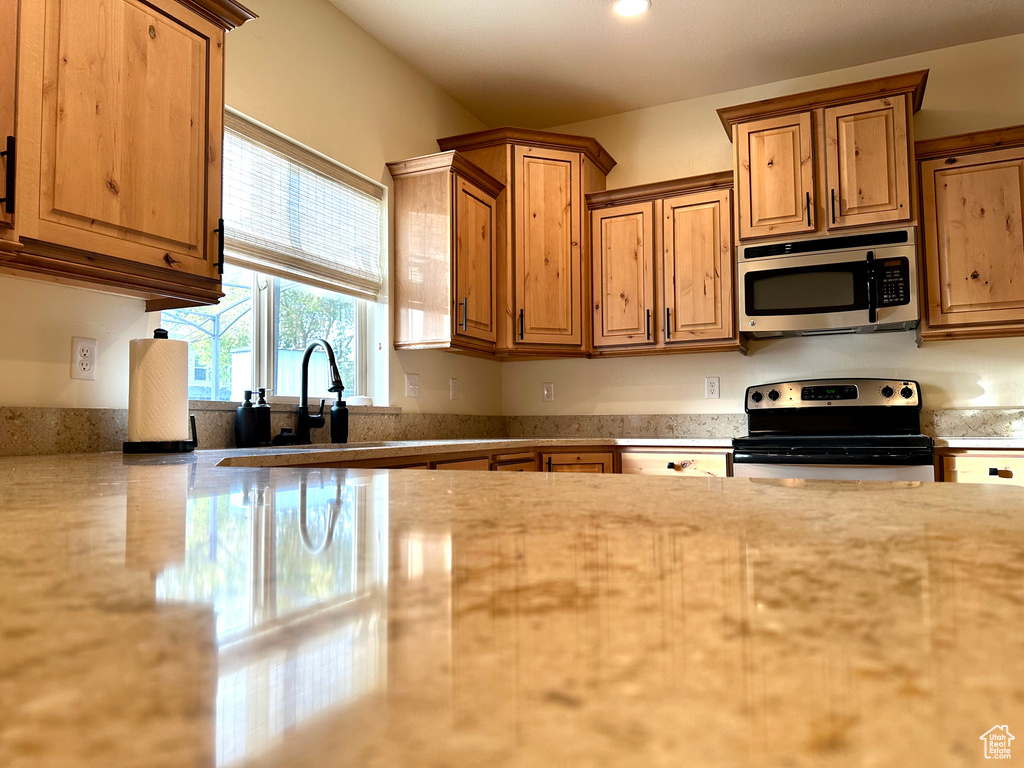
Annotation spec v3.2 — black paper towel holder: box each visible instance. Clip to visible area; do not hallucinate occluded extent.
[124,414,198,454]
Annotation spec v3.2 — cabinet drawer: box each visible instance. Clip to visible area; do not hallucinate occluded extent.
[542,452,614,473]
[621,450,729,477]
[433,457,490,471]
[494,460,538,472]
[942,454,1024,486]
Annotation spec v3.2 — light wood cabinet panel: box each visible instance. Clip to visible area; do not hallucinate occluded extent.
[433,457,491,471]
[620,449,729,477]
[3,0,253,306]
[824,96,911,229]
[494,460,537,472]
[663,189,734,342]
[0,0,16,237]
[919,140,1024,336]
[514,145,582,346]
[941,453,1024,486]
[454,175,497,344]
[389,151,502,355]
[542,451,614,473]
[591,202,654,348]
[735,113,814,240]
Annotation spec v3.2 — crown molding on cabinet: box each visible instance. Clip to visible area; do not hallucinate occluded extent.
[437,127,617,175]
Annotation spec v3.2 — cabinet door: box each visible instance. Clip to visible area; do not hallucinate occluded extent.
[662,189,734,342]
[19,0,222,279]
[513,145,582,346]
[453,174,497,343]
[824,96,911,229]
[735,113,814,240]
[591,202,654,348]
[433,457,491,471]
[921,147,1024,329]
[0,0,16,237]
[542,452,614,473]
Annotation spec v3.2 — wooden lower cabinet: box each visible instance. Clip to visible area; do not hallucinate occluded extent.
[433,457,491,471]
[917,126,1024,341]
[620,449,730,477]
[494,460,538,472]
[940,451,1024,487]
[542,451,614,473]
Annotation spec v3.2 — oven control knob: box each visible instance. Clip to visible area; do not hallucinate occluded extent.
[768,389,780,401]
[750,391,763,403]
[900,386,914,399]
[881,386,895,398]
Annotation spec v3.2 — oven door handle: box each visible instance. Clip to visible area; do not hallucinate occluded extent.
[865,250,877,323]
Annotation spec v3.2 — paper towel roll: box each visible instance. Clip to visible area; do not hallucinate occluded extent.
[128,335,190,442]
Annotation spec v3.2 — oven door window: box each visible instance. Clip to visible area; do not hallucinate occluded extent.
[745,261,868,316]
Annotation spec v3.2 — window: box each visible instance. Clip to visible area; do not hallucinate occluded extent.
[164,111,386,402]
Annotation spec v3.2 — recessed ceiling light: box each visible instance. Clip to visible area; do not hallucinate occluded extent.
[613,0,651,17]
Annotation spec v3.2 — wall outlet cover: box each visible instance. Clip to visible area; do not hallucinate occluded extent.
[705,376,720,399]
[71,337,97,381]
[405,373,419,398]
[449,378,458,400]
[542,382,555,402]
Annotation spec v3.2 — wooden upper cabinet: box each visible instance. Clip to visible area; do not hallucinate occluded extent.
[663,188,734,343]
[5,0,254,307]
[586,173,742,356]
[824,97,911,229]
[735,113,814,240]
[0,0,16,238]
[388,151,502,354]
[719,70,927,243]
[917,127,1024,340]
[454,175,497,344]
[591,202,654,348]
[436,127,615,356]
[514,145,582,346]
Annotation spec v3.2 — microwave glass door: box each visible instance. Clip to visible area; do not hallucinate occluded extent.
[745,261,868,316]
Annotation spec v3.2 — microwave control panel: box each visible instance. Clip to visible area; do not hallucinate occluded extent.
[876,257,911,307]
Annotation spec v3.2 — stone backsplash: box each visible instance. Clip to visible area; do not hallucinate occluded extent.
[1,405,1021,456]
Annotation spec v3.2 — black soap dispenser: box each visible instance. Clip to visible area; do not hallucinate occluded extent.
[235,390,257,448]
[330,393,348,444]
[254,388,272,446]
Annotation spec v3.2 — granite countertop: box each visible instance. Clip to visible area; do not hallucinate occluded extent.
[2,450,1023,767]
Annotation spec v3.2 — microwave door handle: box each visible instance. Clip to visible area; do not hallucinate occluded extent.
[866,250,877,323]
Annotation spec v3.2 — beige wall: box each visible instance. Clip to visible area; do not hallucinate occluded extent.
[498,33,1024,416]
[0,0,503,413]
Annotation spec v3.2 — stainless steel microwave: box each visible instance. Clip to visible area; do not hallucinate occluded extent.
[737,228,919,337]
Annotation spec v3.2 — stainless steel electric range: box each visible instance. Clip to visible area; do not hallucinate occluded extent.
[731,378,935,482]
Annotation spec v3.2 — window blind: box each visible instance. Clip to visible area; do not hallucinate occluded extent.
[222,112,384,300]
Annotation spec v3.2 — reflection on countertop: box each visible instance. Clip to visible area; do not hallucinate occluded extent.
[1,450,1024,766]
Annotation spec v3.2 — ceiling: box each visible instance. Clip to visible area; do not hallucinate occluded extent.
[326,0,1024,129]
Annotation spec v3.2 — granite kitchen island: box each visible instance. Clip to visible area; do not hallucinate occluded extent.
[1,449,1022,767]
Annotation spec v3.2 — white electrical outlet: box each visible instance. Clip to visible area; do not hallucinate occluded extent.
[405,373,420,398]
[71,337,98,381]
[705,376,720,399]
[542,382,555,402]
[449,378,458,400]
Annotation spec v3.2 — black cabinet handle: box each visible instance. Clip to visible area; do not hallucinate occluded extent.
[1,136,15,216]
[866,250,877,324]
[646,309,651,340]
[546,456,552,472]
[214,218,225,275]
[461,297,467,331]
[830,189,837,225]
[667,462,675,469]
[805,191,811,227]
[518,308,525,340]
[665,308,671,340]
